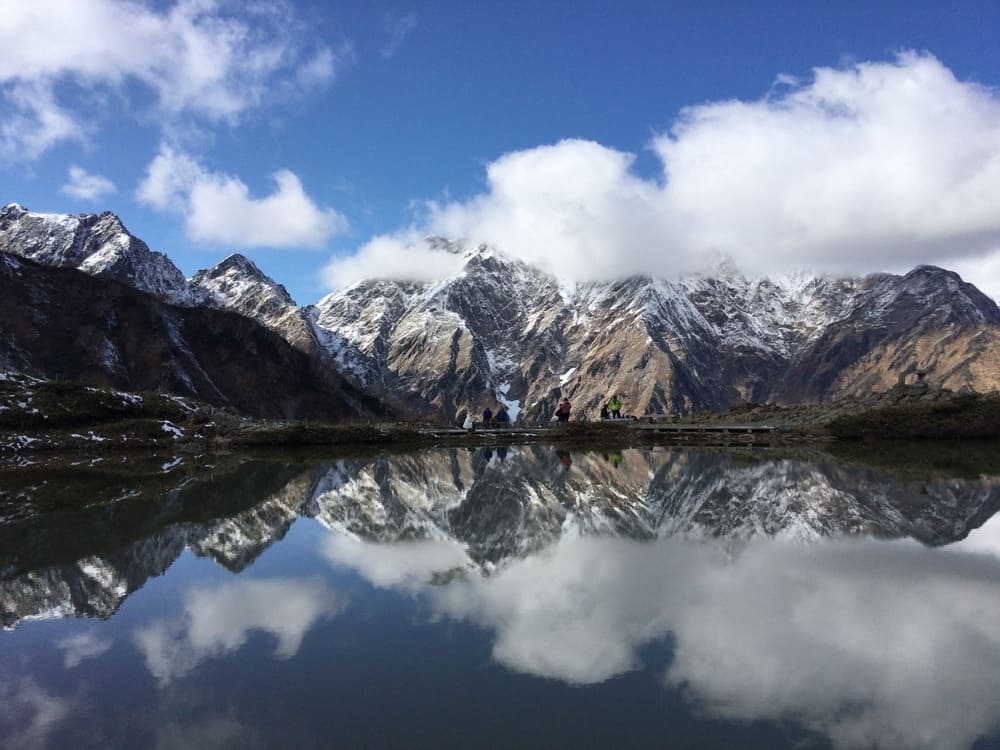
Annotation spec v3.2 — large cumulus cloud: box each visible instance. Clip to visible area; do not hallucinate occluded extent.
[323,53,1000,294]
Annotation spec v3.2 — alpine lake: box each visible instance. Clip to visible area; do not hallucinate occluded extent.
[3,441,1000,750]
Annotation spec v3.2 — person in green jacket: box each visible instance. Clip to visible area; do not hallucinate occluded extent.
[608,395,622,418]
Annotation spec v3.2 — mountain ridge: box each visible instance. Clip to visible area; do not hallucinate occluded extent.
[4,203,1000,422]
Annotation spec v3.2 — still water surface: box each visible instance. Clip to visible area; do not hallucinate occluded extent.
[2,445,1000,749]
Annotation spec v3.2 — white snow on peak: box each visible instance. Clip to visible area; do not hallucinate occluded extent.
[0,206,199,307]
[497,383,521,422]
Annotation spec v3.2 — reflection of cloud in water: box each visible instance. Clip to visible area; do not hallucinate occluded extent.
[322,535,470,587]
[949,513,1000,559]
[134,577,344,685]
[661,541,1000,750]
[332,533,1000,750]
[56,630,112,668]
[0,675,74,750]
[152,712,260,750]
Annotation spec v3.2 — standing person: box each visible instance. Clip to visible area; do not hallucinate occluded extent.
[556,397,572,423]
[600,403,611,420]
[495,404,511,426]
[608,395,622,418]
[482,406,493,428]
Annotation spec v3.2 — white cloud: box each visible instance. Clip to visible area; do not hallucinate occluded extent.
[152,714,255,750]
[654,51,1000,274]
[324,52,1000,291]
[137,143,347,248]
[297,48,339,89]
[381,11,417,59]
[0,0,343,158]
[0,81,84,161]
[59,166,117,202]
[321,234,465,288]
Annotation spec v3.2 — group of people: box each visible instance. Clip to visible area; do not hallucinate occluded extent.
[466,393,626,428]
[480,404,511,428]
[599,395,623,420]
[555,394,625,423]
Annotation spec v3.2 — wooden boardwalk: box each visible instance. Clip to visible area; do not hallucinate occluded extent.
[419,422,778,442]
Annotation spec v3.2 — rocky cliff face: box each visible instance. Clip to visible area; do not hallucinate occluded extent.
[314,244,1000,422]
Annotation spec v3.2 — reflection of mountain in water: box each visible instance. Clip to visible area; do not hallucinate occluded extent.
[2,447,1000,627]
[312,448,1000,554]
[0,459,317,628]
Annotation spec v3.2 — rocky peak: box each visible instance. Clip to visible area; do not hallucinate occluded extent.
[187,253,326,356]
[205,252,268,279]
[0,205,195,306]
[190,253,296,309]
[0,203,27,223]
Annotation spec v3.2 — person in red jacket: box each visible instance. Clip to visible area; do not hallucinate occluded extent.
[556,397,571,423]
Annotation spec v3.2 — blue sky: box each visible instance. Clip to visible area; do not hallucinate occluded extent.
[3,1,1000,304]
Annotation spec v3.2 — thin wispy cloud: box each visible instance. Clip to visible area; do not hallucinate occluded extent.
[0,80,84,161]
[381,11,417,59]
[60,166,116,202]
[137,143,347,249]
[323,52,1000,293]
[0,0,343,159]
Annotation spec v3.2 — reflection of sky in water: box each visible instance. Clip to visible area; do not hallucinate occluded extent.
[325,516,1000,750]
[3,448,1000,749]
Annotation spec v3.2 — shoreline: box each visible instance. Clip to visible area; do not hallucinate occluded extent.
[4,377,1000,460]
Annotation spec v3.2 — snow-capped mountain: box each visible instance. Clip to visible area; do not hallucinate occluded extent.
[0,204,321,354]
[0,203,198,306]
[4,204,1000,421]
[314,242,1000,421]
[190,253,321,355]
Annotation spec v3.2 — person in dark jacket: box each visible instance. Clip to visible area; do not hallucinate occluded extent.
[494,404,511,426]
[482,407,493,428]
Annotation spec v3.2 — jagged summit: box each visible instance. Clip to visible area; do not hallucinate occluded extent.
[0,204,196,306]
[210,252,265,276]
[191,253,296,307]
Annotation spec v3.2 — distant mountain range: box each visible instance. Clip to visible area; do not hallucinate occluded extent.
[3,202,1000,422]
